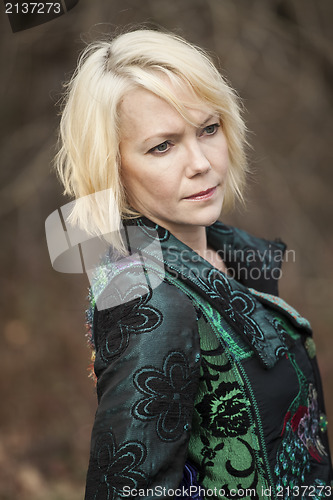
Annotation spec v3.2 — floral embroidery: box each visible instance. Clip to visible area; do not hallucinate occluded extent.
[91,430,147,500]
[188,332,271,497]
[133,351,199,441]
[197,432,221,472]
[192,269,287,369]
[274,378,328,497]
[268,316,291,358]
[225,437,256,478]
[199,270,264,340]
[196,381,251,438]
[200,344,231,392]
[281,385,327,463]
[95,281,162,367]
[137,216,170,242]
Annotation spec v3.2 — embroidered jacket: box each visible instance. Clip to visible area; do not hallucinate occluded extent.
[85,217,332,500]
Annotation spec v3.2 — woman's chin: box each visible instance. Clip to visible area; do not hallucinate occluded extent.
[188,206,223,227]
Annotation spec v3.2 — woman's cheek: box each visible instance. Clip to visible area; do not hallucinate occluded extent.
[148,183,173,200]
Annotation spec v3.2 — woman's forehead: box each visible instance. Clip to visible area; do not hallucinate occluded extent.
[118,86,216,139]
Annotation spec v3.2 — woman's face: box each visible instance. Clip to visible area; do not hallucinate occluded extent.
[119,84,230,241]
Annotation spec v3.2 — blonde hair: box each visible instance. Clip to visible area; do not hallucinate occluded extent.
[55,28,248,251]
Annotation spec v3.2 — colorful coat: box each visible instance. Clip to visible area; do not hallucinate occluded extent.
[85,217,332,500]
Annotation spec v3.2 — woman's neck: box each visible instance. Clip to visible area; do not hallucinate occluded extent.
[162,222,228,274]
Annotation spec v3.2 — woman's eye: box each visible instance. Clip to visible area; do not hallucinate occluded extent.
[149,141,171,154]
[202,123,220,136]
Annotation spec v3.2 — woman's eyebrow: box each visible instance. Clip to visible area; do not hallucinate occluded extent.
[143,114,217,144]
[199,114,215,127]
[143,131,181,144]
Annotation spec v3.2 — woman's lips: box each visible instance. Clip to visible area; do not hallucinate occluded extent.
[184,186,217,201]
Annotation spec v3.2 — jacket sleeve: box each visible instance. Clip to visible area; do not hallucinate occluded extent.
[84,265,201,500]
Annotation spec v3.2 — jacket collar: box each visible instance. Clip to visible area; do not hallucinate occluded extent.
[123,216,286,297]
[117,217,288,370]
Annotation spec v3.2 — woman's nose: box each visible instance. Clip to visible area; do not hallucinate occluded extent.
[185,141,211,176]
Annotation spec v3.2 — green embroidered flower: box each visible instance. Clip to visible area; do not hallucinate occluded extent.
[196,381,250,438]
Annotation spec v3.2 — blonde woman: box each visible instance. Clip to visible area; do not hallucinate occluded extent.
[55,29,332,500]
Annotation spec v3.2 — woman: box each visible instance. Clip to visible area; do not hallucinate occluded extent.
[55,29,332,499]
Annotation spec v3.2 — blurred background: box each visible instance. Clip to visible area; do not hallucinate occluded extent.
[0,0,332,498]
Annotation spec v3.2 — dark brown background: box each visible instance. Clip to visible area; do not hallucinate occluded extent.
[1,1,332,498]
